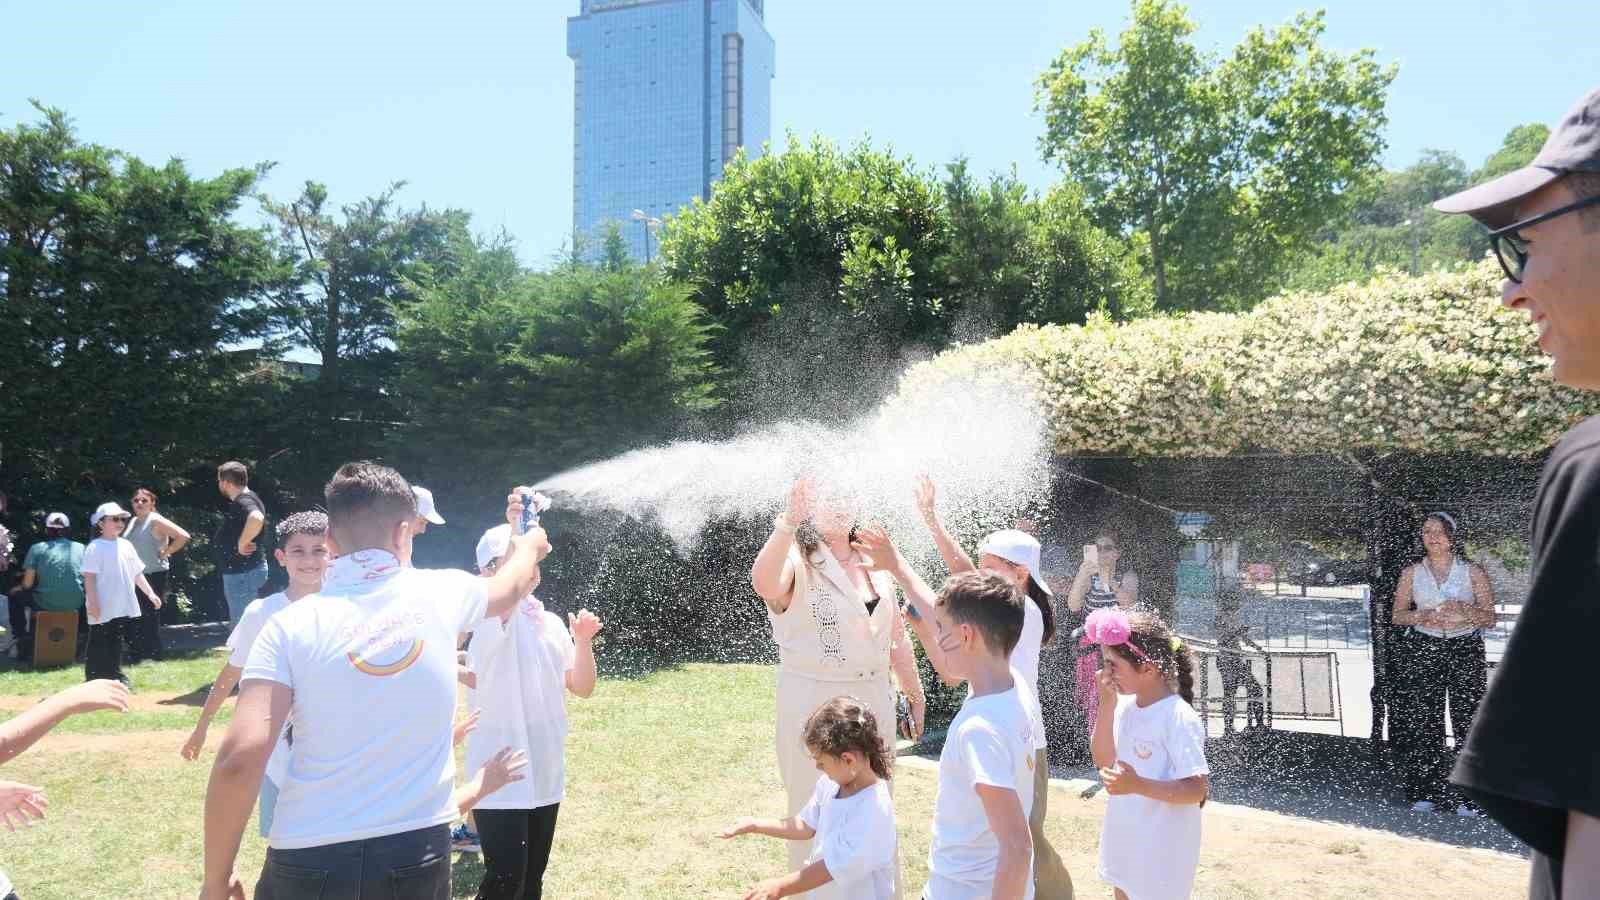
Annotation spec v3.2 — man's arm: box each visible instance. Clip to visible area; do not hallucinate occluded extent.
[202,680,289,896]
[975,784,1032,900]
[0,680,130,766]
[8,568,36,596]
[483,529,548,620]
[237,511,265,557]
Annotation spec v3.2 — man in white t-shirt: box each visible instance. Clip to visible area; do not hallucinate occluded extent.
[925,570,1037,900]
[198,463,549,900]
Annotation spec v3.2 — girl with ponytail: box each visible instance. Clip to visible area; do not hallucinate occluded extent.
[1084,606,1209,900]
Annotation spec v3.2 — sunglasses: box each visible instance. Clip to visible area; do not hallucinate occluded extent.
[1488,193,1600,283]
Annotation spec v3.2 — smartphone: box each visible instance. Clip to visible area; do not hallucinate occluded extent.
[1084,544,1098,566]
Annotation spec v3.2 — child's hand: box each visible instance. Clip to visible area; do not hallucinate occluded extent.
[850,524,902,575]
[60,679,131,716]
[743,877,787,900]
[453,709,481,747]
[180,724,208,761]
[0,780,47,831]
[480,747,528,796]
[569,610,603,642]
[1100,760,1144,797]
[1096,668,1118,706]
[914,475,938,524]
[715,817,758,839]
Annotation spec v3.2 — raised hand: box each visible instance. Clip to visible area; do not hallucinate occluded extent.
[849,524,903,575]
[505,486,534,528]
[480,747,528,797]
[0,780,47,832]
[1096,667,1119,707]
[914,474,939,524]
[60,679,131,716]
[568,610,603,642]
[783,477,816,529]
[715,817,758,839]
[453,709,481,747]
[508,525,551,564]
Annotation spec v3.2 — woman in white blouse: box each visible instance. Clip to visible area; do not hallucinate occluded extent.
[750,477,922,897]
[1390,512,1497,816]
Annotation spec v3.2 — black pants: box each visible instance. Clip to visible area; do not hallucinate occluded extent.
[1218,653,1265,733]
[1391,631,1487,805]
[7,589,32,658]
[475,805,560,900]
[255,824,451,900]
[85,616,135,682]
[127,570,166,662]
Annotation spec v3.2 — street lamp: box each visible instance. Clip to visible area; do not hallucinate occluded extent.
[630,209,661,264]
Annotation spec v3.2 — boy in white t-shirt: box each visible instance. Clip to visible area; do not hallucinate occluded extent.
[463,522,601,900]
[80,501,161,684]
[180,511,331,837]
[197,463,549,900]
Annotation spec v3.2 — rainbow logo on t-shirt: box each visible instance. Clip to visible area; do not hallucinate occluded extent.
[347,639,425,677]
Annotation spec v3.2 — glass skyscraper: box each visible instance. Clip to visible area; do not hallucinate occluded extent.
[568,0,774,260]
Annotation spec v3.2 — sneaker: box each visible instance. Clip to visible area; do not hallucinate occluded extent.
[450,823,480,854]
[1456,804,1481,818]
[1410,800,1437,812]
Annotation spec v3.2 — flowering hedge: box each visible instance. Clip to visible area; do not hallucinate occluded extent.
[889,262,1600,458]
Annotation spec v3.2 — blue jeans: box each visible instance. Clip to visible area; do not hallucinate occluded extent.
[222,562,268,624]
[255,825,451,900]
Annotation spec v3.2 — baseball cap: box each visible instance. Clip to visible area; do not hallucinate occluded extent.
[44,512,69,529]
[476,524,512,571]
[976,528,1054,597]
[412,486,445,526]
[1434,86,1600,228]
[90,501,131,527]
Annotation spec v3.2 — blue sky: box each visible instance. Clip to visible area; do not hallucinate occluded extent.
[3,0,1595,268]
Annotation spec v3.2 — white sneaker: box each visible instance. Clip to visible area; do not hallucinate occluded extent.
[1411,800,1437,812]
[1456,804,1480,818]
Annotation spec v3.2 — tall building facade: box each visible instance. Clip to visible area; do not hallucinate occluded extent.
[568,0,774,260]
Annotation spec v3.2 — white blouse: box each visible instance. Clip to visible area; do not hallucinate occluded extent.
[1410,558,1479,639]
[769,544,898,682]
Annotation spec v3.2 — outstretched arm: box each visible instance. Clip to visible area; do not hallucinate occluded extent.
[753,478,812,613]
[0,680,130,766]
[915,476,974,576]
[853,525,961,687]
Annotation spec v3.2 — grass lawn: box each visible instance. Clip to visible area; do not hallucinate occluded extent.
[0,655,1526,898]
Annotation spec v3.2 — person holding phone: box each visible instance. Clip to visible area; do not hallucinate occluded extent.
[1066,530,1139,736]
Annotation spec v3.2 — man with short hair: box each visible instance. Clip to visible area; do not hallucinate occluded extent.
[199,462,549,900]
[214,461,269,624]
[1433,86,1600,899]
[7,513,86,663]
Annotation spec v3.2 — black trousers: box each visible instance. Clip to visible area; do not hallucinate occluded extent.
[475,804,560,900]
[127,570,166,661]
[1390,630,1487,805]
[1218,653,1265,732]
[85,616,136,682]
[7,589,32,655]
[255,824,450,900]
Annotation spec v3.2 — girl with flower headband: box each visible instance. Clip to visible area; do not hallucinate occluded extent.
[718,696,898,900]
[1085,606,1209,900]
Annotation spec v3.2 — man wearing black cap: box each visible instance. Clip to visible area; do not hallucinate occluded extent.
[1433,87,1600,899]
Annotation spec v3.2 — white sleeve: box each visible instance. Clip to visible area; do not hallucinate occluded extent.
[81,542,104,575]
[226,602,266,668]
[467,615,513,673]
[819,793,896,885]
[441,569,489,632]
[797,777,828,830]
[242,617,295,689]
[957,720,1019,792]
[1167,703,1211,780]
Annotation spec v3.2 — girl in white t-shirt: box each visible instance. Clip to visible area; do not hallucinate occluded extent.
[81,502,161,684]
[1086,606,1209,900]
[719,696,898,900]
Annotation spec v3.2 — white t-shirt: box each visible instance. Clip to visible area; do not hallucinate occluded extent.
[80,537,145,624]
[963,600,1047,753]
[927,687,1037,900]
[242,550,488,849]
[465,594,576,810]
[1098,693,1209,900]
[797,776,897,900]
[226,592,295,786]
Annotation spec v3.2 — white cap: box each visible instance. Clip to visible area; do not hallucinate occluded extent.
[976,528,1053,597]
[412,486,445,525]
[475,524,512,570]
[89,501,131,527]
[44,512,69,529]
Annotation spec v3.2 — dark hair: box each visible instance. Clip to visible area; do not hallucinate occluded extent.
[1420,512,1469,561]
[217,461,249,487]
[794,521,823,564]
[324,462,415,546]
[802,696,892,781]
[1025,574,1056,646]
[1093,527,1122,549]
[133,487,157,506]
[937,570,1024,658]
[276,510,330,543]
[45,526,68,539]
[1103,606,1196,706]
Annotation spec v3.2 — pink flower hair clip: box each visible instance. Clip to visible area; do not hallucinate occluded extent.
[1079,607,1151,663]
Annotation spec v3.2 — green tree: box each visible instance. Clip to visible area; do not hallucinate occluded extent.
[1035,0,1396,311]
[0,103,282,507]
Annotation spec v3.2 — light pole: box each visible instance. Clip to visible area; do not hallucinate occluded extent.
[630,209,661,264]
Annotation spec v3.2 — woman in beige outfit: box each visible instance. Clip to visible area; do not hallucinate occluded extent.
[751,478,924,898]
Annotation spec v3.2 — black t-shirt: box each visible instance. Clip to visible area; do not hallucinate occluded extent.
[1452,416,1600,899]
[214,489,267,574]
